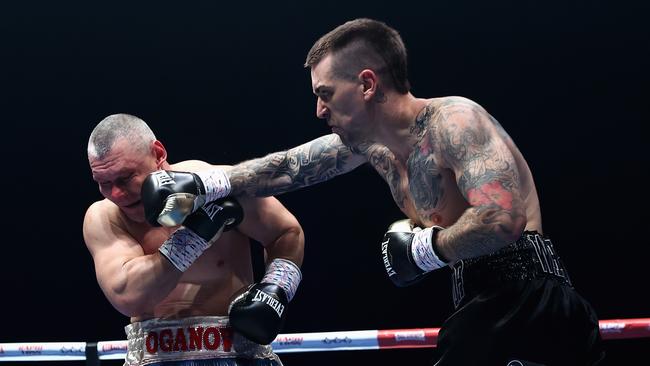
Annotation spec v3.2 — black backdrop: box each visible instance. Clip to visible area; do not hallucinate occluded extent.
[1,1,649,365]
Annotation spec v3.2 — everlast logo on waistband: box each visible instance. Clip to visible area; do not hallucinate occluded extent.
[252,289,285,317]
[145,326,233,354]
[381,239,396,276]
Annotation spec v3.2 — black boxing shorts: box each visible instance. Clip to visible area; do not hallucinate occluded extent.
[434,231,605,366]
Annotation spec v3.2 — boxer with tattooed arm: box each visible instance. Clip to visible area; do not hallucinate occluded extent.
[143,19,604,365]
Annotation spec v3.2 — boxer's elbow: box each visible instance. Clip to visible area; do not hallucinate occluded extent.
[494,209,527,245]
[105,276,153,317]
[474,204,526,246]
[110,291,152,317]
[280,225,305,266]
[267,225,305,267]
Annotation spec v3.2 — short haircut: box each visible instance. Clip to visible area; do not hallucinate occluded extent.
[305,18,410,94]
[87,114,156,160]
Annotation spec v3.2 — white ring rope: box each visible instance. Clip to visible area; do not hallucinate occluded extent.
[0,318,648,362]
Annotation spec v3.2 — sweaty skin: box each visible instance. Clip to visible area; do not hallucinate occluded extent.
[100,202,253,322]
[85,149,303,323]
[225,97,538,262]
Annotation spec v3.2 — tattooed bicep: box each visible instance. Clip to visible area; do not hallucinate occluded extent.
[437,104,521,210]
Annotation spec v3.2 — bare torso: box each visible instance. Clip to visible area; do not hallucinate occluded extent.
[116,160,254,322]
[365,97,542,234]
[121,216,253,323]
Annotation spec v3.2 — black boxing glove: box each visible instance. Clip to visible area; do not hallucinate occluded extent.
[229,258,302,344]
[142,169,231,227]
[183,198,244,239]
[158,198,243,272]
[381,219,448,287]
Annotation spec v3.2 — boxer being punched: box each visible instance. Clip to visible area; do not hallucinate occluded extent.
[142,19,604,365]
[83,114,304,366]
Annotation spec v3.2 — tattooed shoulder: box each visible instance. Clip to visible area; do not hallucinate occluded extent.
[435,99,521,204]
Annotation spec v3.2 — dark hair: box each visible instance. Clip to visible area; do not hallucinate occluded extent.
[305,18,410,94]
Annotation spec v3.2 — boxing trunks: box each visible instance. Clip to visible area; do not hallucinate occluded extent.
[124,316,282,366]
[434,231,605,366]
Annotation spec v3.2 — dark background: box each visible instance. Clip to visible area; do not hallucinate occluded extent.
[1,0,648,365]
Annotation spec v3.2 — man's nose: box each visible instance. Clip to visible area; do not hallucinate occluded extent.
[316,99,328,119]
[111,184,128,200]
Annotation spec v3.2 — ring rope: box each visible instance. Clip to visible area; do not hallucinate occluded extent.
[0,318,648,362]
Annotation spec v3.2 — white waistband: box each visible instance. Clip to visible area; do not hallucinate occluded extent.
[124,316,274,366]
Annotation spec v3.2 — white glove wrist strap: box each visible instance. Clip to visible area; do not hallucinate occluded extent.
[261,258,302,302]
[159,228,210,272]
[195,168,231,203]
[411,227,447,272]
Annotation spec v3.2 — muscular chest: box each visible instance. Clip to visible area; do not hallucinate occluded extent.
[368,146,467,227]
[129,224,176,254]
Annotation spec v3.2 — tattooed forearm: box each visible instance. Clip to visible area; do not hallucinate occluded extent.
[226,134,364,197]
[438,202,525,260]
[436,101,526,260]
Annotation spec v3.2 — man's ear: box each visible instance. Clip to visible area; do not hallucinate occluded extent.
[152,140,168,168]
[359,69,378,101]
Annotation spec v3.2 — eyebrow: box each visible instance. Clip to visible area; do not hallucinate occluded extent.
[93,176,109,184]
[314,85,330,95]
[92,169,134,183]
